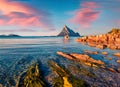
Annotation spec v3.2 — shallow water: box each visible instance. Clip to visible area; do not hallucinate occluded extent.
[0,36,120,86]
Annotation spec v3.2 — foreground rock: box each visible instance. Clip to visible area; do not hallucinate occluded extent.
[76,28,120,50]
[57,51,105,67]
[57,51,120,73]
[18,63,47,87]
[48,60,89,87]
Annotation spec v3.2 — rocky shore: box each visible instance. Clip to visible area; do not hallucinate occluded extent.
[76,28,120,50]
[57,51,105,67]
[57,51,120,73]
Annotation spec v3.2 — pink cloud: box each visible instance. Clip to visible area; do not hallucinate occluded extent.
[81,2,99,9]
[0,0,53,29]
[69,2,100,28]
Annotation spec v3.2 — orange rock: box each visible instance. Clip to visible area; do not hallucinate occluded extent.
[108,58,112,60]
[101,52,108,55]
[115,38,120,43]
[107,45,117,50]
[88,42,96,47]
[108,68,116,72]
[84,50,98,54]
[57,51,105,66]
[76,38,83,42]
[117,45,120,50]
[76,29,120,50]
[57,52,73,60]
[70,53,89,62]
[113,53,120,57]
[116,60,120,63]
[96,44,107,49]
[117,67,120,73]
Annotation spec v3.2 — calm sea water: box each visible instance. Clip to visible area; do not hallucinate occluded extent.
[0,36,120,85]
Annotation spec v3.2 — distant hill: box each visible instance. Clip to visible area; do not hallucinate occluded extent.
[57,25,80,36]
[0,34,21,37]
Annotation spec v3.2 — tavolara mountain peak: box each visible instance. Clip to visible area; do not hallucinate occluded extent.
[57,25,80,36]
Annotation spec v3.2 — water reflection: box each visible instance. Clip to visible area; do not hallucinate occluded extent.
[63,38,70,44]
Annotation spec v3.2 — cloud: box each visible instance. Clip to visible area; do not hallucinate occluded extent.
[0,0,53,29]
[69,2,100,28]
[0,28,37,32]
[81,2,99,9]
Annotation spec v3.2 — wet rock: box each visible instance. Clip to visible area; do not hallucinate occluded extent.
[116,60,120,63]
[57,51,105,66]
[48,60,89,87]
[18,63,47,87]
[107,45,117,50]
[108,58,112,60]
[108,68,116,72]
[113,53,120,57]
[101,52,108,55]
[117,67,120,72]
[96,44,107,49]
[57,51,73,60]
[84,50,98,54]
[76,28,120,50]
[0,84,3,87]
[87,43,96,47]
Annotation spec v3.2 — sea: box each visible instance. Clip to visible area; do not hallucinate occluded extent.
[0,36,120,86]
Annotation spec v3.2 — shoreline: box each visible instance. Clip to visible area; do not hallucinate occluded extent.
[76,29,120,50]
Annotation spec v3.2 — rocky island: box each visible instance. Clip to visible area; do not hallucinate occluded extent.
[57,25,80,37]
[76,28,120,50]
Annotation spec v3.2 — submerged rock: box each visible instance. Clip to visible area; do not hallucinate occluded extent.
[108,68,116,73]
[113,52,120,57]
[84,50,98,54]
[48,60,89,87]
[101,52,108,55]
[56,51,120,73]
[18,63,47,87]
[116,60,120,64]
[117,67,120,72]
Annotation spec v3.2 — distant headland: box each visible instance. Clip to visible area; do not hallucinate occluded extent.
[0,34,21,38]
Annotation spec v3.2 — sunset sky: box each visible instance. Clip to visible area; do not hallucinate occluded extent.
[0,0,120,36]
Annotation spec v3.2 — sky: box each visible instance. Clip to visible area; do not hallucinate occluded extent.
[0,0,120,36]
